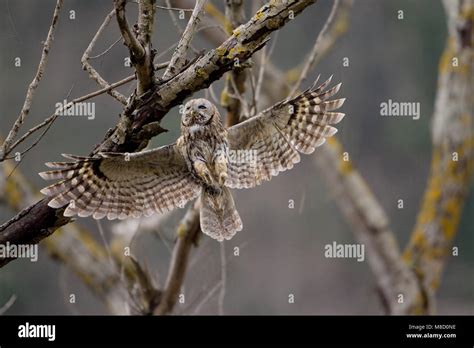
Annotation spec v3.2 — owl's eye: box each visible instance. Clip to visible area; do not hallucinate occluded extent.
[197,104,207,110]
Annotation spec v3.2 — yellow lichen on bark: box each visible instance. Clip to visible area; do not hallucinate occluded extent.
[402,0,473,313]
[204,2,228,28]
[327,138,353,175]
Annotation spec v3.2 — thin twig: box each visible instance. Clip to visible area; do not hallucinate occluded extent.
[97,220,115,269]
[0,294,17,315]
[3,62,168,160]
[253,46,267,112]
[208,83,220,105]
[185,240,249,314]
[166,0,184,34]
[196,23,227,35]
[4,85,74,179]
[228,74,249,118]
[217,242,226,315]
[249,73,257,117]
[191,280,222,314]
[4,79,129,160]
[156,4,193,12]
[5,113,56,177]
[81,9,127,104]
[253,30,279,114]
[164,1,201,55]
[162,0,207,79]
[289,0,340,98]
[58,265,80,315]
[0,0,63,161]
[89,36,123,59]
[130,1,194,12]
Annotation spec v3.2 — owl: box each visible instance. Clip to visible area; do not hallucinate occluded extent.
[39,76,345,241]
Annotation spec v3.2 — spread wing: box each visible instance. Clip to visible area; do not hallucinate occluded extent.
[39,144,201,220]
[226,75,345,189]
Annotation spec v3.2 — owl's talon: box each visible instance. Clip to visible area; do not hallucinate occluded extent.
[218,172,228,186]
[203,171,213,185]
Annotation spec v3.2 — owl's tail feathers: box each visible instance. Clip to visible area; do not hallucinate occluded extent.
[200,187,242,242]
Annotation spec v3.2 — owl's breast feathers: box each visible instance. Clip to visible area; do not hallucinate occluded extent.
[180,118,228,191]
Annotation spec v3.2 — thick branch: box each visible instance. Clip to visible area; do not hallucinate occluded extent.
[115,0,146,59]
[402,0,474,314]
[136,0,156,94]
[115,0,156,95]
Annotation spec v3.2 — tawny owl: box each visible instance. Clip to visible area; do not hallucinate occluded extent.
[39,76,345,241]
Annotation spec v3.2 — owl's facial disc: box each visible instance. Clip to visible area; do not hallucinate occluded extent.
[182,99,214,126]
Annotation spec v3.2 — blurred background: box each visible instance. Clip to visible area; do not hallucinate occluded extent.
[0,0,472,315]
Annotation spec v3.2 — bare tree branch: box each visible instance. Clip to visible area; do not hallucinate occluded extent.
[81,9,128,104]
[154,201,201,315]
[286,0,352,89]
[0,0,63,161]
[136,0,157,94]
[218,242,227,315]
[115,0,146,59]
[176,0,228,47]
[166,0,185,35]
[401,0,474,314]
[221,0,247,126]
[314,139,421,314]
[162,0,207,80]
[191,280,222,314]
[2,17,168,161]
[0,294,16,315]
[289,0,340,97]
[89,37,123,59]
[2,69,152,160]
[115,0,156,95]
[156,3,194,12]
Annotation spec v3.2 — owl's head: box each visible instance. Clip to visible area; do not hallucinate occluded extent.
[182,98,216,127]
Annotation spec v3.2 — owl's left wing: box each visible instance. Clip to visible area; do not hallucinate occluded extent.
[39,144,202,220]
[226,76,345,189]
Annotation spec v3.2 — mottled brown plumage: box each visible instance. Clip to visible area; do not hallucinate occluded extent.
[40,76,345,241]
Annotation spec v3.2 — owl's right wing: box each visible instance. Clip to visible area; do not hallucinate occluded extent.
[226,75,345,189]
[39,144,202,220]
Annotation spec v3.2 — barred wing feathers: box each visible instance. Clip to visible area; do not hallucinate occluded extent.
[39,145,201,220]
[226,76,345,189]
